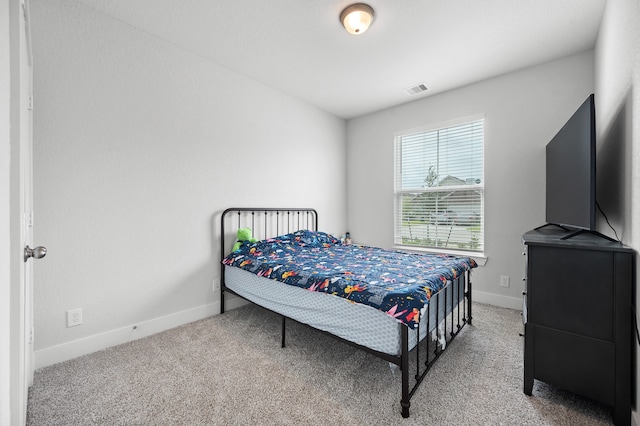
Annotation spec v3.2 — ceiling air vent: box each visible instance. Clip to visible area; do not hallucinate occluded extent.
[404,83,428,95]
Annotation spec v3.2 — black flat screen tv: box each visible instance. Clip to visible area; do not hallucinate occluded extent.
[545,94,596,232]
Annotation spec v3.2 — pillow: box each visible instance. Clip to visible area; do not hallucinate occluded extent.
[294,230,341,247]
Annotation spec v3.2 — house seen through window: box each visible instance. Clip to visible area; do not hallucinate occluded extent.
[394,118,484,252]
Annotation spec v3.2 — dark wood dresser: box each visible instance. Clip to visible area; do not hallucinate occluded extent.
[522,226,634,425]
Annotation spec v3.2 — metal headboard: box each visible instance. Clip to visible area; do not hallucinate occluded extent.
[220,207,318,313]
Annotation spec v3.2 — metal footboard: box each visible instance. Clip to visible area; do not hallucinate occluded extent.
[399,271,472,417]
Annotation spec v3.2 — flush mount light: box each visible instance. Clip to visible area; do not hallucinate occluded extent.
[340,3,375,35]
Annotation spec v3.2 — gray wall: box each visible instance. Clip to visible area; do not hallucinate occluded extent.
[31,0,347,367]
[594,0,640,422]
[346,51,595,309]
[1,0,14,422]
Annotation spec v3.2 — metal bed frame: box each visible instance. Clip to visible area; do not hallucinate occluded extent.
[220,207,472,418]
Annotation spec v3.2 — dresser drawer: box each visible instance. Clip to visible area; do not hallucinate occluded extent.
[533,325,614,405]
[528,246,613,341]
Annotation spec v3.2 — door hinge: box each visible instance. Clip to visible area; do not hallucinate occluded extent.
[28,95,33,111]
[29,327,34,344]
[22,212,33,236]
[24,211,33,228]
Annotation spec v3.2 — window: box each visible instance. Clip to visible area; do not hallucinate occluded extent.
[394,118,484,252]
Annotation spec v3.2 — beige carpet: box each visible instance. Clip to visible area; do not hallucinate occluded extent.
[27,303,614,425]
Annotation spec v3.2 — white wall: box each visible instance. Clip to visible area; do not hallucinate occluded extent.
[346,51,595,309]
[594,0,640,423]
[30,0,347,368]
[1,1,12,423]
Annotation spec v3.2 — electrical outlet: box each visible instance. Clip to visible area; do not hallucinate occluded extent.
[67,308,83,327]
[212,279,221,292]
[500,275,510,288]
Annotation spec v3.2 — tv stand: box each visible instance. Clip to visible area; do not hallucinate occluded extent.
[560,228,618,243]
[533,223,570,232]
[534,223,619,243]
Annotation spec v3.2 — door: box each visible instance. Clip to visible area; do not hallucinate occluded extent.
[19,0,33,390]
[17,0,44,422]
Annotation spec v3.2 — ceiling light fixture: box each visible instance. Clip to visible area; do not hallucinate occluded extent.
[340,3,375,35]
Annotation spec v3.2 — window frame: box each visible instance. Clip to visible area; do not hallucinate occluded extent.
[393,115,485,256]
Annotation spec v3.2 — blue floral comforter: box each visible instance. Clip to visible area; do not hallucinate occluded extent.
[222,230,477,329]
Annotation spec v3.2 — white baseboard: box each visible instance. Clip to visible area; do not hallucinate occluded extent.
[35,290,516,370]
[35,296,248,370]
[472,289,522,311]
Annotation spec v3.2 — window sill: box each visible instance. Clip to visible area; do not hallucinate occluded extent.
[393,245,487,266]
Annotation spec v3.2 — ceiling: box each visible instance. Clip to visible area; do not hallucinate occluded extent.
[74,0,606,119]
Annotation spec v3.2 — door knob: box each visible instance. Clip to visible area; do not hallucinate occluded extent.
[24,245,47,262]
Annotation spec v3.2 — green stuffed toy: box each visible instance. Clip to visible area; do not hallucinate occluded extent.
[232,227,257,252]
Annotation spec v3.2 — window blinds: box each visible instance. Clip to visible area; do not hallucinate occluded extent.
[394,119,484,252]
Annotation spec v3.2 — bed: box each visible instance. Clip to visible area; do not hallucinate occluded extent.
[219,207,477,418]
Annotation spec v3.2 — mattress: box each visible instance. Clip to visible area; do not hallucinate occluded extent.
[225,266,464,356]
[223,230,476,330]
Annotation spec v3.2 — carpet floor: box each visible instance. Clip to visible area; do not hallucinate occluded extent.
[27,302,615,425]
